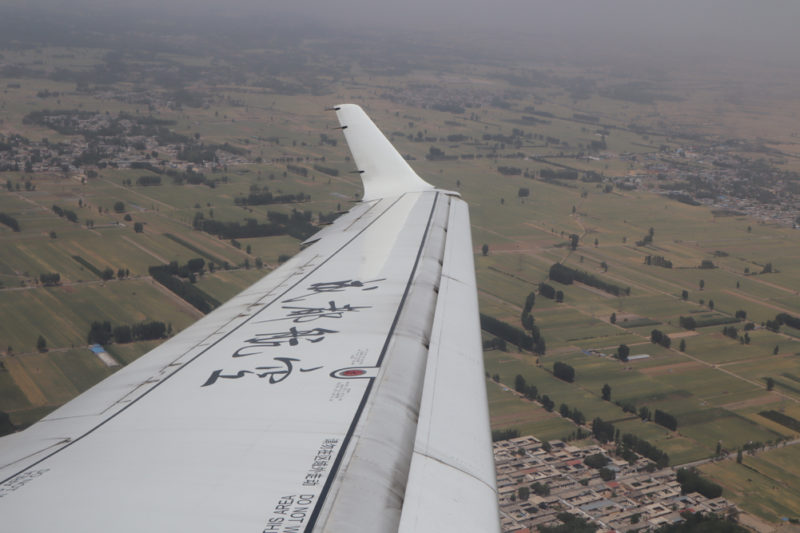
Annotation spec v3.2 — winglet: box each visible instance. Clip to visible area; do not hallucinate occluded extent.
[334,104,433,201]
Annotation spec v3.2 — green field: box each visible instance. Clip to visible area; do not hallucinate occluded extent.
[700,447,800,522]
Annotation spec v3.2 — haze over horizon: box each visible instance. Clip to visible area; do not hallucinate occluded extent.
[2,0,800,78]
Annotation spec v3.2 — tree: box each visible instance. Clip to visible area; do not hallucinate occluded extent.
[187,258,205,273]
[699,279,705,290]
[737,448,743,464]
[481,243,489,256]
[113,325,132,344]
[774,345,779,355]
[553,362,575,383]
[517,486,530,501]
[617,344,630,362]
[766,377,775,391]
[591,418,615,443]
[540,395,555,411]
[681,289,689,300]
[113,201,125,213]
[531,481,550,496]
[708,299,714,310]
[39,272,61,286]
[679,339,686,352]
[650,329,671,348]
[101,267,114,281]
[87,321,113,345]
[601,383,611,401]
[654,409,678,431]
[134,222,144,233]
[521,313,534,331]
[36,335,47,352]
[609,312,616,324]
[599,467,616,481]
[523,292,535,313]
[569,233,579,250]
[514,374,527,393]
[584,453,609,469]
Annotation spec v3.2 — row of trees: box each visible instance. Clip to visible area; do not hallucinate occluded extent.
[52,204,78,223]
[650,329,672,348]
[39,272,61,286]
[193,209,317,241]
[149,263,220,313]
[776,312,800,330]
[491,428,519,442]
[722,325,739,339]
[549,263,630,296]
[0,212,20,232]
[87,320,169,345]
[519,291,546,354]
[234,191,310,206]
[480,313,545,354]
[559,402,585,425]
[136,175,162,186]
[591,417,670,467]
[513,374,556,411]
[675,468,723,498]
[538,282,564,302]
[514,374,538,400]
[644,255,672,268]
[654,409,678,431]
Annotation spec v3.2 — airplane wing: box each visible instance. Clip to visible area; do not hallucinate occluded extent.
[0,104,500,533]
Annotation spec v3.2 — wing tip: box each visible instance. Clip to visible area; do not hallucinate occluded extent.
[332,104,433,201]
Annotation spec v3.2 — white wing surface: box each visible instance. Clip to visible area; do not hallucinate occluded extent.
[0,104,499,533]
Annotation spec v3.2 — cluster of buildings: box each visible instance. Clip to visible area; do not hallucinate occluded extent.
[0,109,248,179]
[494,435,737,532]
[632,143,800,228]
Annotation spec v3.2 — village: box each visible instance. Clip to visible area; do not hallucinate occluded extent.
[495,435,737,532]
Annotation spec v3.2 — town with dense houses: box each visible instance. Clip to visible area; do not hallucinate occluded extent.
[494,435,738,532]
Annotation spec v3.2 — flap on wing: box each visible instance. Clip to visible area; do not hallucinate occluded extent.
[398,198,500,533]
[334,104,433,201]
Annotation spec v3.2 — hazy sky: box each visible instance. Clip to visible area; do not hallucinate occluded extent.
[7,0,800,72]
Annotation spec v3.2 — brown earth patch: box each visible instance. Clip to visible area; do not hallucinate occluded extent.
[4,357,47,406]
[669,330,700,339]
[721,394,779,411]
[640,361,704,376]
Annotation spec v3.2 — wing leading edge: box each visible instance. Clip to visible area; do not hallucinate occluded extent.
[0,105,499,532]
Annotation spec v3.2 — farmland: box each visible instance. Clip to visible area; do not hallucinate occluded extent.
[1,6,800,525]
